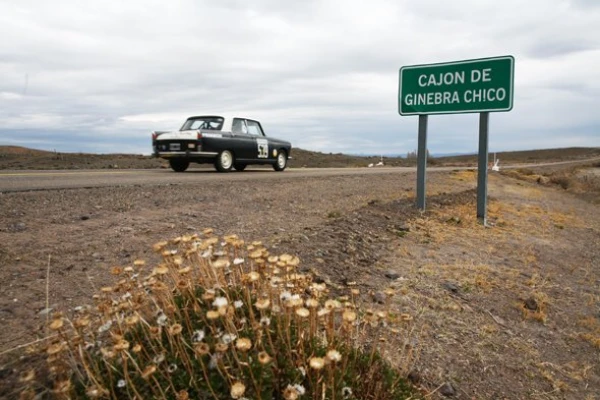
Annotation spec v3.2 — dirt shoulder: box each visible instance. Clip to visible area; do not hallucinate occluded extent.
[0,168,598,399]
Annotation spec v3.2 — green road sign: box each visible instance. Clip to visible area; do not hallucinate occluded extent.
[398,56,514,115]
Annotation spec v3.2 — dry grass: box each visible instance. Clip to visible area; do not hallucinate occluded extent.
[17,232,420,399]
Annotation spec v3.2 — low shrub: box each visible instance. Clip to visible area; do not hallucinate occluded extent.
[28,231,418,399]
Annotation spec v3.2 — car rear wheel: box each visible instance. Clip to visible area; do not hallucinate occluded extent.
[273,150,287,171]
[169,159,190,172]
[234,163,247,172]
[215,150,234,172]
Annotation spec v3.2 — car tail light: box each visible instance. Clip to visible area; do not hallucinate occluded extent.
[197,131,202,140]
[152,132,158,140]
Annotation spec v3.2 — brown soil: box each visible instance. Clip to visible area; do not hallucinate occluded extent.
[0,166,599,399]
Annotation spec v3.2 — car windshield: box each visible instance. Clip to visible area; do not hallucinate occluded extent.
[181,116,224,131]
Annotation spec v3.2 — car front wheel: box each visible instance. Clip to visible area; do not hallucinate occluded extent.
[169,159,190,172]
[215,150,234,172]
[273,150,287,171]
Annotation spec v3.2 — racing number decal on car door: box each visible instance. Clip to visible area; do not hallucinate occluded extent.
[256,139,269,158]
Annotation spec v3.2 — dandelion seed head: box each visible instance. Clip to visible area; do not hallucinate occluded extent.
[317,308,331,317]
[167,363,178,373]
[233,257,244,265]
[260,316,271,327]
[206,310,220,320]
[326,349,342,362]
[212,296,228,308]
[235,338,252,352]
[194,343,210,355]
[258,351,272,365]
[216,343,228,352]
[293,384,306,395]
[98,320,112,333]
[306,298,319,308]
[295,308,310,318]
[209,354,219,369]
[222,333,237,344]
[234,300,244,309]
[255,298,270,310]
[156,313,168,326]
[117,379,126,388]
[309,357,325,370]
[169,323,183,335]
[343,310,357,323]
[49,319,64,330]
[230,381,246,399]
[153,354,165,364]
[201,250,212,258]
[324,299,341,310]
[247,271,260,282]
[283,385,299,400]
[192,330,205,342]
[153,265,169,275]
[280,291,292,301]
[125,315,139,326]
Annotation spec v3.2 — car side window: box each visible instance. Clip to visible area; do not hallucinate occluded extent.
[246,120,264,136]
[232,118,247,134]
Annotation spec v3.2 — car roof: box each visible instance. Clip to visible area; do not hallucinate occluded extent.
[185,114,259,121]
[183,115,264,132]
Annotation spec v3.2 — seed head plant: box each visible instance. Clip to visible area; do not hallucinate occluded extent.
[35,231,418,399]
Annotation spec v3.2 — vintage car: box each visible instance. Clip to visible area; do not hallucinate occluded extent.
[152,115,292,172]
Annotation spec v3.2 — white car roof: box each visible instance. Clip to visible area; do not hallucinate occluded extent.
[184,114,261,132]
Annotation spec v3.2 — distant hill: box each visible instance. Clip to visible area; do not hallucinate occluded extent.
[0,145,598,170]
[434,147,600,165]
[0,146,51,155]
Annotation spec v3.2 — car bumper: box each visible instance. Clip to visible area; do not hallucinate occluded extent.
[155,151,218,158]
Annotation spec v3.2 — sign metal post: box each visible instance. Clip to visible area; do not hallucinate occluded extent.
[477,112,489,224]
[416,115,428,210]
[398,56,514,222]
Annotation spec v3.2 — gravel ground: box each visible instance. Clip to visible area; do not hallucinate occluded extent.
[0,169,599,399]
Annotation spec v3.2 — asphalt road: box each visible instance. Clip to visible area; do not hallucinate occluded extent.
[0,167,417,192]
[0,157,598,192]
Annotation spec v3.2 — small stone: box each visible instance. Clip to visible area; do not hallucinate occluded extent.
[396,225,410,232]
[524,297,538,311]
[440,382,455,397]
[39,308,53,315]
[11,222,26,232]
[446,216,461,225]
[442,282,460,293]
[373,291,386,304]
[384,270,400,280]
[80,216,90,221]
[407,370,421,384]
[92,252,101,259]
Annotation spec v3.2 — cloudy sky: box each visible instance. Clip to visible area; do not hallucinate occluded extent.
[1,0,599,155]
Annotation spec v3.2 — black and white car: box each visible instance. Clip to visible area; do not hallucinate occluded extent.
[152,115,292,172]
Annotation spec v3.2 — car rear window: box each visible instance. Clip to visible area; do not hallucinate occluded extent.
[181,117,224,131]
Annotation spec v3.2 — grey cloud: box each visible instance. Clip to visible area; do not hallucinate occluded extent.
[0,0,599,156]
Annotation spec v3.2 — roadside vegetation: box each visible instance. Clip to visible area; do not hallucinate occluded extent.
[20,232,419,399]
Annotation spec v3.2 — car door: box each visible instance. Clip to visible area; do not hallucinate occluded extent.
[246,119,270,161]
[231,118,256,161]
